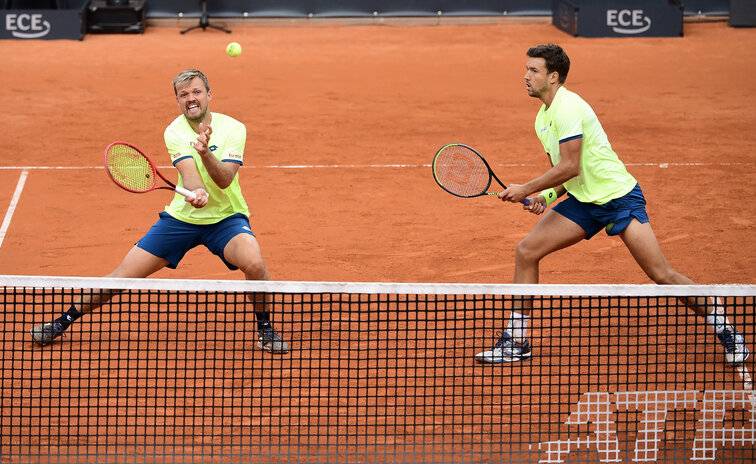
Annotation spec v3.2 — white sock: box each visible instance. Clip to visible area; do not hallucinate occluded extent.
[507,311,529,341]
[706,302,732,335]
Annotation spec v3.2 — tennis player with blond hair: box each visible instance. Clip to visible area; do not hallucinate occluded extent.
[31,69,288,354]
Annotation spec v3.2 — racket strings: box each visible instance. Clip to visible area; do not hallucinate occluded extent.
[434,146,491,197]
[106,144,156,192]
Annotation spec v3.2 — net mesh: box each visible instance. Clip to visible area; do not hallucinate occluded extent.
[433,145,491,197]
[104,144,155,192]
[2,276,755,464]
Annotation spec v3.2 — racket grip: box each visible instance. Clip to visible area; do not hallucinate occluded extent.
[175,186,197,200]
[522,198,531,206]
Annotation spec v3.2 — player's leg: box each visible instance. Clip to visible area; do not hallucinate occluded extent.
[476,210,586,364]
[222,230,288,354]
[513,209,588,285]
[223,232,271,281]
[616,219,687,283]
[30,212,194,347]
[85,246,172,310]
[30,246,169,346]
[619,219,749,364]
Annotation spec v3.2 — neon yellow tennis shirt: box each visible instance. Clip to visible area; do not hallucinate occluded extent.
[163,112,250,224]
[534,86,637,205]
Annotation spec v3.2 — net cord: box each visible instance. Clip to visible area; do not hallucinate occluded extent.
[1,275,754,297]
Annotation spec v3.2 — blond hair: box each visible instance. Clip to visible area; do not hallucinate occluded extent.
[172,69,210,95]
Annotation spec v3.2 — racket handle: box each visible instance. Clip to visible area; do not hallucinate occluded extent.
[489,194,531,206]
[175,186,197,200]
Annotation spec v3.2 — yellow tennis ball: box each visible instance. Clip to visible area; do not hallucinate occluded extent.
[226,42,242,57]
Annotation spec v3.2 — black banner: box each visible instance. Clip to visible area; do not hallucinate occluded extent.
[1,8,85,39]
[144,0,728,18]
[1,0,734,19]
[730,0,756,27]
[145,0,554,18]
[553,0,683,38]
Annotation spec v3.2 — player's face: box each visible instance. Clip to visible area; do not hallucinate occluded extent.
[176,77,212,123]
[524,57,554,99]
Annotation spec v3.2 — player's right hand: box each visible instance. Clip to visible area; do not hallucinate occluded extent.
[187,189,209,208]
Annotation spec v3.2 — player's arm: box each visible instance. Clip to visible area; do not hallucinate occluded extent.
[524,184,567,215]
[500,137,581,204]
[191,123,240,189]
[521,152,568,215]
[174,158,209,208]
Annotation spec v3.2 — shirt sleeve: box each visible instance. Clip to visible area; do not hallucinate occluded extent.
[222,123,246,165]
[164,125,193,165]
[553,99,584,144]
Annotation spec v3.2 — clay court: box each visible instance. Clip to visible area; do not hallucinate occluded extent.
[1,16,755,463]
[1,17,754,284]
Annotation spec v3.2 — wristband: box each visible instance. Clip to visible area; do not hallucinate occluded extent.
[540,188,558,206]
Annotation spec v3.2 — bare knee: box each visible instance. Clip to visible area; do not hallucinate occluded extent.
[240,258,269,281]
[515,238,544,266]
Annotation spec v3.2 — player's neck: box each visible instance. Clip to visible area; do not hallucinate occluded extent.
[541,84,563,110]
[186,112,213,134]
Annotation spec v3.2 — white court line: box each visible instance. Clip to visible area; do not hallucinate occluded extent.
[0,164,438,169]
[0,161,752,170]
[0,169,29,249]
[0,164,438,170]
[0,161,748,247]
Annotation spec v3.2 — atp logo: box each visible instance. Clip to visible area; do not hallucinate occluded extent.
[5,13,51,39]
[536,390,756,463]
[606,9,652,34]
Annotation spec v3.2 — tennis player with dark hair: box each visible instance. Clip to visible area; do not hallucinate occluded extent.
[475,44,749,365]
[31,69,288,354]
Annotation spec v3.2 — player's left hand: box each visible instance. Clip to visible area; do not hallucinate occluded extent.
[190,123,213,157]
[524,195,547,215]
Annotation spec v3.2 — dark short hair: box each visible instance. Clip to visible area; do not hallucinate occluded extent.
[526,44,570,84]
[172,69,210,95]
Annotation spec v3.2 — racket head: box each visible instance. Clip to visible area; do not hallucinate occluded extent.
[432,143,494,198]
[104,142,160,193]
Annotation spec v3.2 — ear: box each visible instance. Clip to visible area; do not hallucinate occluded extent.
[207,90,212,101]
[549,71,560,84]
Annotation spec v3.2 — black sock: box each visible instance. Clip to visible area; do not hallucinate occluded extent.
[54,306,83,330]
[255,311,271,331]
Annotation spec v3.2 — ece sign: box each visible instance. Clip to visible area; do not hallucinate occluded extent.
[552,0,683,38]
[2,9,85,40]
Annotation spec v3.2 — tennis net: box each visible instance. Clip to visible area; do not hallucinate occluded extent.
[1,275,755,463]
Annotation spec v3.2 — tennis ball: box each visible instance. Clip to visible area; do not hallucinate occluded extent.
[226,42,242,58]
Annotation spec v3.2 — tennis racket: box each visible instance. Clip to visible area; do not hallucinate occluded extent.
[432,143,530,205]
[104,141,196,200]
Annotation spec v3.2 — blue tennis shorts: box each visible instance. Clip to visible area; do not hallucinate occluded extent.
[136,212,255,269]
[552,183,649,240]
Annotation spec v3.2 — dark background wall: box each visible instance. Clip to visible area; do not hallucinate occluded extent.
[1,0,733,17]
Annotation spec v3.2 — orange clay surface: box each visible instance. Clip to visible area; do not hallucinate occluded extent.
[2,18,756,464]
[1,19,755,284]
